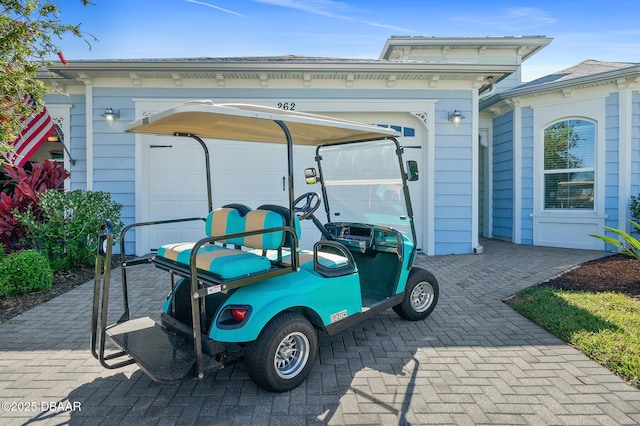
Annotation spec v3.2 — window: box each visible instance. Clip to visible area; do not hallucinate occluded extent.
[543,119,595,210]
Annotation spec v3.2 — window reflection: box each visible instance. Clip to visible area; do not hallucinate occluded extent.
[543,120,595,210]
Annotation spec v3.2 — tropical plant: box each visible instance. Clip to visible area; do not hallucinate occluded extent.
[1,0,95,159]
[630,195,640,226]
[0,160,69,251]
[16,189,124,271]
[590,221,640,260]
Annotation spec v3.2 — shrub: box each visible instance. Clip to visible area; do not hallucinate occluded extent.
[16,190,124,272]
[591,221,640,260]
[0,250,53,297]
[631,195,640,227]
[0,161,69,252]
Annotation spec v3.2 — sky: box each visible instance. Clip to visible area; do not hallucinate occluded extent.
[53,0,640,82]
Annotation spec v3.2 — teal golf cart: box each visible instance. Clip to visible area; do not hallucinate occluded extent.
[91,101,439,392]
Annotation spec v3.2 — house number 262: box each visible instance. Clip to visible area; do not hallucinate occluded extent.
[277,102,295,111]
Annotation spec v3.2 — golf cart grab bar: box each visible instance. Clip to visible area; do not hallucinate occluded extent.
[118,216,206,262]
[188,225,301,294]
[313,240,356,278]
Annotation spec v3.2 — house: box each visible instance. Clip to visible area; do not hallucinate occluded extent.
[481,60,640,249]
[40,35,634,256]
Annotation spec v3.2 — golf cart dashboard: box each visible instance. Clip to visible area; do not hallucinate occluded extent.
[324,222,402,254]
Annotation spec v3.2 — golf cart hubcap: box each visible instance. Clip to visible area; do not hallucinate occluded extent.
[410,281,434,312]
[274,332,310,379]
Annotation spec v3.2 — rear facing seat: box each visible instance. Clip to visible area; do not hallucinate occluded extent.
[155,207,285,280]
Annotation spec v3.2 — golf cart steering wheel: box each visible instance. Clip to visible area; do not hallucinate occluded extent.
[293,192,321,220]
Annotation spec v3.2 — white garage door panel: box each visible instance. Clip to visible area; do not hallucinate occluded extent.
[212,141,288,207]
[137,113,425,254]
[139,136,288,254]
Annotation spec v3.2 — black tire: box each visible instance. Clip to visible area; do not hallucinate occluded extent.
[244,312,318,392]
[393,267,439,321]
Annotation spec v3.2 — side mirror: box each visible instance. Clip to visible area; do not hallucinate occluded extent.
[406,160,419,182]
[304,168,318,184]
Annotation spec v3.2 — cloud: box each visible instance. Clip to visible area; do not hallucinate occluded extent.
[184,0,243,17]
[454,7,557,31]
[252,0,416,33]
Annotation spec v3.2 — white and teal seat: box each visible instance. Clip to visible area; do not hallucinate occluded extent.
[156,207,285,280]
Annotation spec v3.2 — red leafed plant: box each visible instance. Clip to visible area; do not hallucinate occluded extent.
[0,160,70,251]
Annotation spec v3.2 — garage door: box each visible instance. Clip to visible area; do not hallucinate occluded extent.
[136,113,424,254]
[137,134,289,254]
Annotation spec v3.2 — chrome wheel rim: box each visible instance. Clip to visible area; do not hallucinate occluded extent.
[410,281,434,313]
[274,331,310,379]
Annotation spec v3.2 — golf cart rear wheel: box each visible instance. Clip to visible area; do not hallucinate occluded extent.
[244,312,318,392]
[393,268,439,321]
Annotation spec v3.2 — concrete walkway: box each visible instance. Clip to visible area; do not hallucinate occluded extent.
[1,239,639,425]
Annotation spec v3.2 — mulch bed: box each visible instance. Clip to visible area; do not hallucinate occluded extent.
[543,254,640,297]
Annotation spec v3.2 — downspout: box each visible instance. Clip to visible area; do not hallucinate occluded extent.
[473,76,496,255]
[479,77,496,101]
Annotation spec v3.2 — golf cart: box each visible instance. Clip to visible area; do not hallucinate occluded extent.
[91,101,439,392]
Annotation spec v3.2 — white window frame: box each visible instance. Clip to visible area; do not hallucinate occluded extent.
[542,118,596,211]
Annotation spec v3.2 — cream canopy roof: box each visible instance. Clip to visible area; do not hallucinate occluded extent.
[125,100,400,145]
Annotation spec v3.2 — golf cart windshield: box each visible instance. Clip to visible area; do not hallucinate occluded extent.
[319,140,412,237]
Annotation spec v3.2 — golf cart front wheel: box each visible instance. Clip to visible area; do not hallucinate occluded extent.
[393,267,439,321]
[244,312,318,392]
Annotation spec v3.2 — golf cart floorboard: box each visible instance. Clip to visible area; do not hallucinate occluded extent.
[361,289,392,308]
[106,317,222,383]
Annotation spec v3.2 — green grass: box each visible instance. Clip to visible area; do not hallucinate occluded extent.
[508,286,640,387]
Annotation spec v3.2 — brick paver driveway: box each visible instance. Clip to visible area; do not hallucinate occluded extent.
[1,238,639,425]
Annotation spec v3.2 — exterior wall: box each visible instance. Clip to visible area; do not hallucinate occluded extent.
[478,140,484,236]
[492,111,514,240]
[531,93,606,250]
[520,107,534,244]
[48,82,478,256]
[633,91,640,205]
[433,94,474,254]
[605,92,620,231]
[485,78,640,251]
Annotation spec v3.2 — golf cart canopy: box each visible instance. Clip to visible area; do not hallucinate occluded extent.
[125,100,400,144]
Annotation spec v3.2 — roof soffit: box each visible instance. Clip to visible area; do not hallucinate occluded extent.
[42,59,516,88]
[379,36,553,62]
[481,63,640,108]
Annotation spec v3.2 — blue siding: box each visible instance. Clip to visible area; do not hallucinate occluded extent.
[48,86,478,255]
[605,93,619,231]
[632,92,640,207]
[92,90,138,254]
[520,107,534,244]
[433,95,474,254]
[492,111,514,240]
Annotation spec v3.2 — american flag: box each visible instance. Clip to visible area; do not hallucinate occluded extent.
[6,96,55,168]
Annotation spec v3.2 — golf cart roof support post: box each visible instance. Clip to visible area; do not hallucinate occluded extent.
[393,138,418,264]
[189,237,208,380]
[313,146,331,224]
[174,133,213,213]
[274,120,299,271]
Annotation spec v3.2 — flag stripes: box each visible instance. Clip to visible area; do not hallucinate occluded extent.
[6,96,55,167]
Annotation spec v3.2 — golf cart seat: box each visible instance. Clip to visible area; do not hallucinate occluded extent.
[154,207,286,280]
[256,204,356,277]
